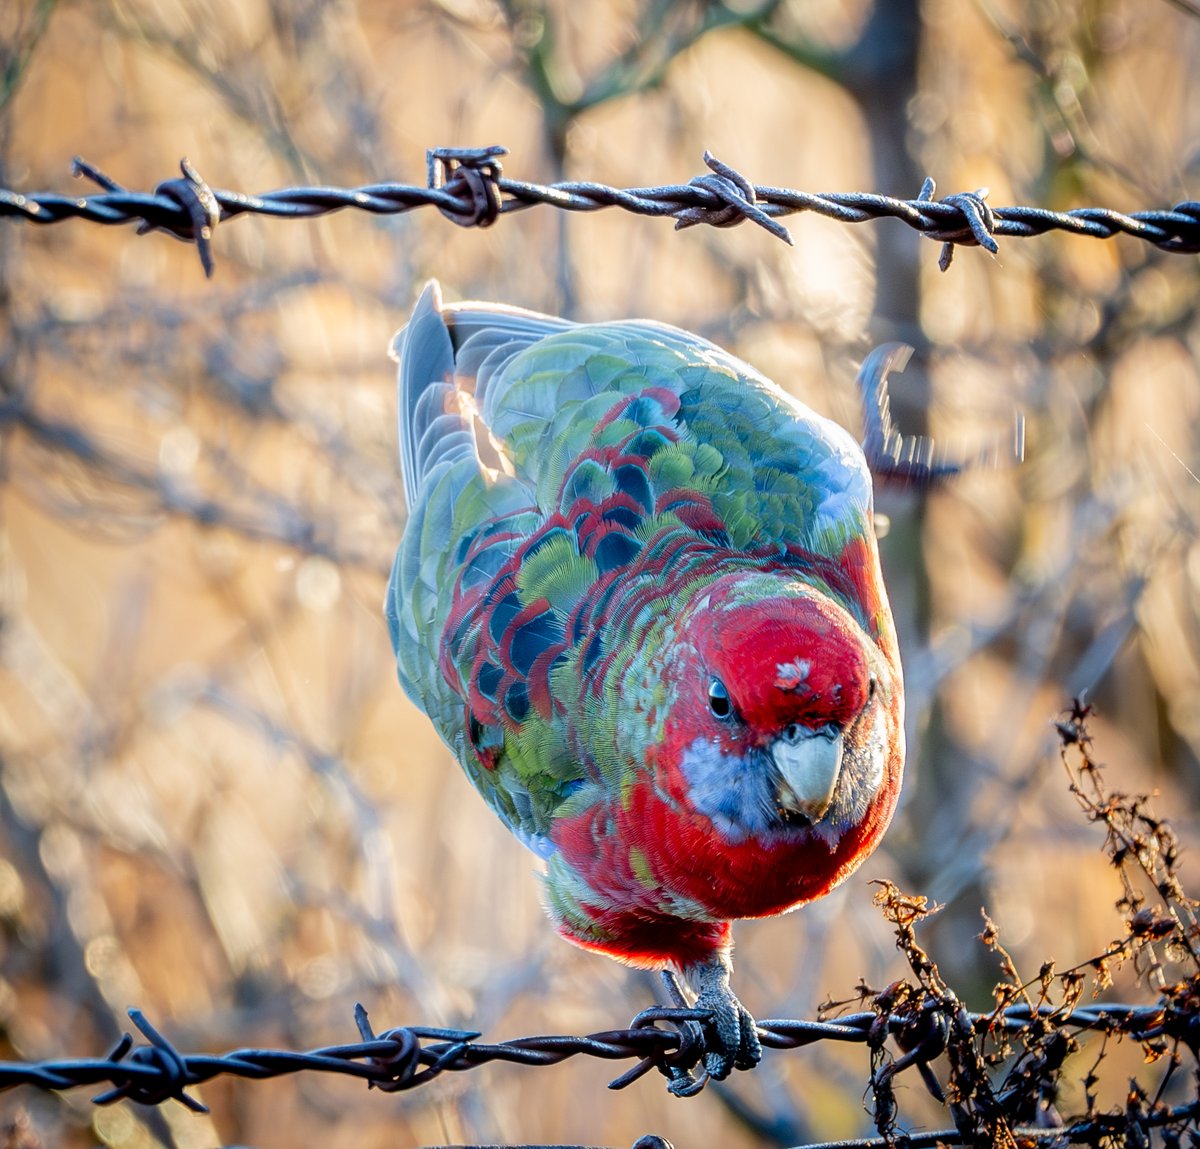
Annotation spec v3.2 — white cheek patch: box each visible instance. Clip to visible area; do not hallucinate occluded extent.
[679,736,775,843]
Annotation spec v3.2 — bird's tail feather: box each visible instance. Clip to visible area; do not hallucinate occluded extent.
[392,281,475,508]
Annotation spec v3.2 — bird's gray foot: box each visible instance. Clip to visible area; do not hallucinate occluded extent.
[661,959,761,1094]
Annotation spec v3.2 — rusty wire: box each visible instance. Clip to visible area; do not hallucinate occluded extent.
[0,996,1196,1146]
[2,146,1199,277]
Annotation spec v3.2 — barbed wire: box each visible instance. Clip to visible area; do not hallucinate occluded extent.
[2,146,1199,277]
[1,993,1196,1148]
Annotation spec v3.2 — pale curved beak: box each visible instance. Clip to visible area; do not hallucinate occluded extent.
[772,726,844,823]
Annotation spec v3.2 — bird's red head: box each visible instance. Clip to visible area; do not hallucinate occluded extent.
[657,571,893,846]
[693,578,873,737]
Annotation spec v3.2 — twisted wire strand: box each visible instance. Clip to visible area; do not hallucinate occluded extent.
[0,999,1188,1116]
[2,147,1198,277]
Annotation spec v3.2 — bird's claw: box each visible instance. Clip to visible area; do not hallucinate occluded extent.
[660,962,762,1094]
[665,1047,707,1098]
[693,978,762,1081]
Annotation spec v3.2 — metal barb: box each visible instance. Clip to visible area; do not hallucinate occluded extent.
[138,158,221,277]
[90,1009,209,1112]
[3,147,1198,274]
[674,151,793,244]
[427,146,506,229]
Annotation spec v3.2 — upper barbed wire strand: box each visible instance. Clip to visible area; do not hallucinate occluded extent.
[2,147,1198,276]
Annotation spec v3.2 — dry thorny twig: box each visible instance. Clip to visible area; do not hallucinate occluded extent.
[816,697,1200,1148]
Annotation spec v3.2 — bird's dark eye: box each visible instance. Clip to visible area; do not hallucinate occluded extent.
[868,675,878,702]
[708,677,732,720]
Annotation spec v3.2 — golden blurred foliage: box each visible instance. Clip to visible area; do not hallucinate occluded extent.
[1,1,1200,1146]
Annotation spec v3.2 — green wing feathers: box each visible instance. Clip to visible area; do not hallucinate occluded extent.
[388,281,877,854]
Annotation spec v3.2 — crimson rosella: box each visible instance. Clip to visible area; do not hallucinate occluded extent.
[386,282,905,1089]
